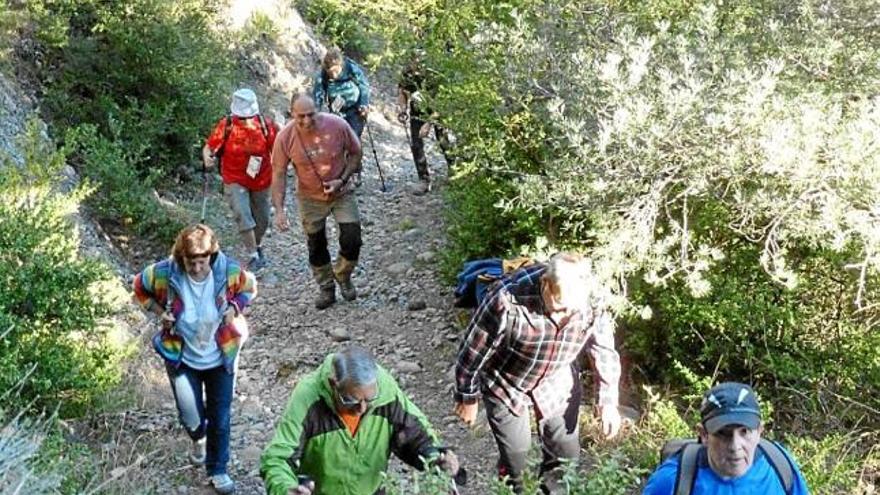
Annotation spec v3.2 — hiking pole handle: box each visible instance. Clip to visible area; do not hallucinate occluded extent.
[364,121,386,192]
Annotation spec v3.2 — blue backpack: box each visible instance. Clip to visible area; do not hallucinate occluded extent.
[453,257,535,308]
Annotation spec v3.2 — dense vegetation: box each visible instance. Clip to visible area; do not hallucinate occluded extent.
[298,0,880,491]
[21,0,244,245]
[0,1,253,492]
[0,0,877,491]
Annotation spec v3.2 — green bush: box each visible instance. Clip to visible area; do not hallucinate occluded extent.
[786,432,879,494]
[441,172,543,280]
[295,0,373,57]
[626,243,880,423]
[0,121,130,415]
[17,0,240,242]
[26,0,236,171]
[66,124,186,245]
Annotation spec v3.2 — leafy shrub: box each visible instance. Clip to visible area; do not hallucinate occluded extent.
[0,121,130,415]
[66,124,186,245]
[25,0,236,173]
[16,0,240,241]
[240,11,281,47]
[295,0,373,57]
[440,172,543,280]
[786,432,879,494]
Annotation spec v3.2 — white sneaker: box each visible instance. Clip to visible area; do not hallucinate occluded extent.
[190,437,206,464]
[210,473,235,494]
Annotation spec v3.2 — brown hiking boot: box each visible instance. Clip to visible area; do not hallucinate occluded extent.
[314,288,336,310]
[334,257,357,301]
[411,178,431,196]
[311,264,337,310]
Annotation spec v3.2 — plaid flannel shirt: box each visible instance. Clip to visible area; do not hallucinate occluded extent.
[454,264,620,416]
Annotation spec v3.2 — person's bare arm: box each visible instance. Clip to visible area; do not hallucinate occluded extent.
[271,130,291,231]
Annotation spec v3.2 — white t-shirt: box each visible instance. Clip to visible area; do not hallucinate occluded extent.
[178,272,223,369]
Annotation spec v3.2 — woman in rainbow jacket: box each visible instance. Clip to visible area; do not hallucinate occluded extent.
[133,223,256,494]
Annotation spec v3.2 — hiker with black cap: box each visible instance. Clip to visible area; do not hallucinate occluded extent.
[203,88,279,272]
[643,382,810,495]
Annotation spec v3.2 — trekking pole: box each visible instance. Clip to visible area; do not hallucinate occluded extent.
[364,120,387,192]
[200,161,209,223]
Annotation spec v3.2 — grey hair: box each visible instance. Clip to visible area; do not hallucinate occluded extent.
[544,252,591,286]
[331,345,378,387]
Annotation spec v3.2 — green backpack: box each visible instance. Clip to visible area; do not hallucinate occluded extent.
[660,438,794,495]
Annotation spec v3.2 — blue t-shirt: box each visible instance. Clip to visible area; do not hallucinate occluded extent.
[643,445,810,495]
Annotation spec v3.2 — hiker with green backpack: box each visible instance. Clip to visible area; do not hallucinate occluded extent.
[202,88,279,273]
[312,47,370,139]
[643,382,809,495]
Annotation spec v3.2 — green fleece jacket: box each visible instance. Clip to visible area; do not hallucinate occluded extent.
[260,354,442,495]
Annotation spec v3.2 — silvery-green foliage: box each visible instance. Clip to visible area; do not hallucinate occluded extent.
[471,0,880,304]
[0,402,61,494]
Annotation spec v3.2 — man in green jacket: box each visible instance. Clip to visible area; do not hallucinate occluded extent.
[260,345,459,495]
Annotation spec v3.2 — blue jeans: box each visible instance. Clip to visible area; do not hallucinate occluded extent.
[166,362,234,476]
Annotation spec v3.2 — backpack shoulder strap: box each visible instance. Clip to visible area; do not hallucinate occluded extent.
[256,114,269,138]
[673,443,702,495]
[218,114,233,151]
[759,439,794,494]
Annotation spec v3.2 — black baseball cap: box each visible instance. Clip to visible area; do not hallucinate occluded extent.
[700,382,762,434]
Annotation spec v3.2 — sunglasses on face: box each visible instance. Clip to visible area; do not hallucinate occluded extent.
[336,387,379,408]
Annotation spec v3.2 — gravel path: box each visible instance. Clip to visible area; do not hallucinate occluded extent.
[119,103,499,494]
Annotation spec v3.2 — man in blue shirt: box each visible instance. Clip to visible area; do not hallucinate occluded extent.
[643,382,810,495]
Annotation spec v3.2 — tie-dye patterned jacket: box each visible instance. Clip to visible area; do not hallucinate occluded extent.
[132,251,257,373]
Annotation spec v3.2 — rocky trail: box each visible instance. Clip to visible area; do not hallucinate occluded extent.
[109,96,499,494]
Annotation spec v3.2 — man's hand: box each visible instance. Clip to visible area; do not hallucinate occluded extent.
[419,122,432,138]
[600,405,621,439]
[274,208,290,232]
[322,179,345,195]
[454,401,478,427]
[358,105,369,117]
[435,450,460,476]
[287,479,314,495]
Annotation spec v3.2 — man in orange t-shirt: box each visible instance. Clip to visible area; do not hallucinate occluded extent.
[203,88,279,272]
[271,94,363,310]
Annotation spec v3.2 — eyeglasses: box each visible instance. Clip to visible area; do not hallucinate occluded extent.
[185,252,211,260]
[335,387,379,408]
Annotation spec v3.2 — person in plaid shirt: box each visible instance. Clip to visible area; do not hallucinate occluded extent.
[453,252,621,493]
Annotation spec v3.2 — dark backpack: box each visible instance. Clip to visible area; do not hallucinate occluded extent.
[660,438,794,495]
[214,114,270,174]
[453,257,535,308]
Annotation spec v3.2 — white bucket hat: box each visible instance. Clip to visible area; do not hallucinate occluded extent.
[230,88,259,117]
